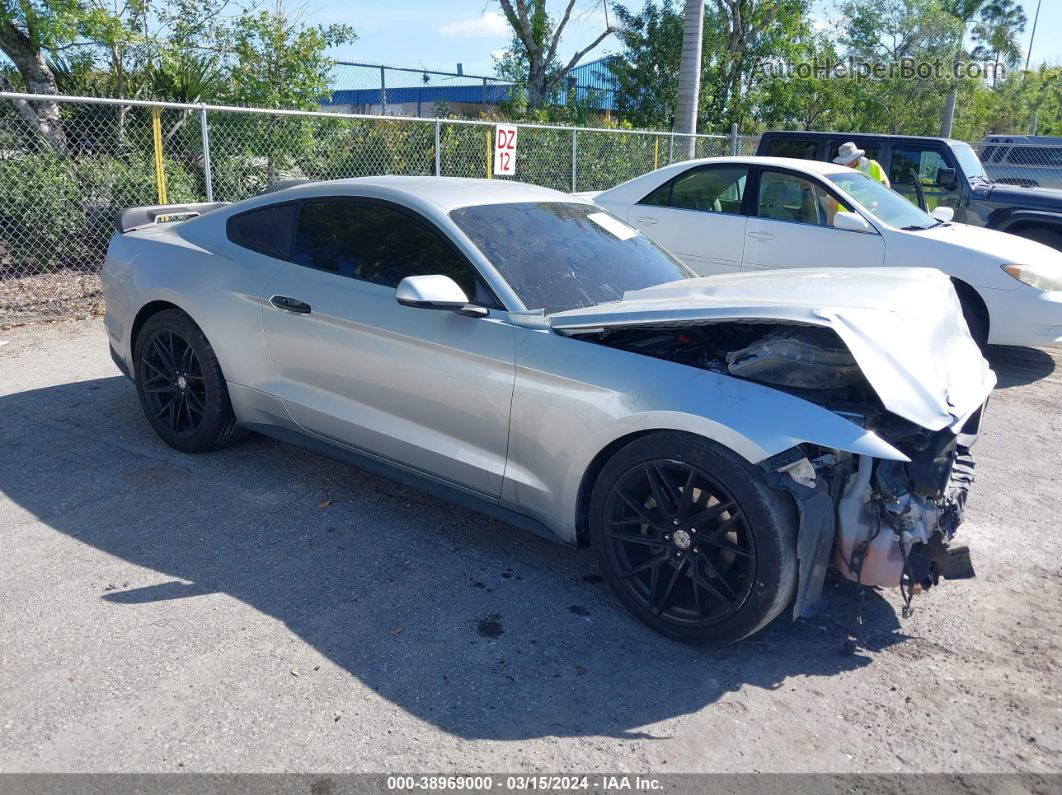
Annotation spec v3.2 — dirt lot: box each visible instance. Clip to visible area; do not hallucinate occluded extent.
[1,318,1060,773]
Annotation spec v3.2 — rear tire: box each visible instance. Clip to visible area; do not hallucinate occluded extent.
[589,432,797,645]
[133,309,245,453]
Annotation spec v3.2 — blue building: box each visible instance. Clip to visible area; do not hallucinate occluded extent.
[323,59,620,118]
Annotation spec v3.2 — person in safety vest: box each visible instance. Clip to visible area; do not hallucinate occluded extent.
[834,141,890,187]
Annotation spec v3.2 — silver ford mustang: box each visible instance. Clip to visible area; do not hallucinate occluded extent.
[103,176,995,645]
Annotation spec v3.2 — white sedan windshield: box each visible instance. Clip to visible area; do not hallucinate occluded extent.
[827,172,938,230]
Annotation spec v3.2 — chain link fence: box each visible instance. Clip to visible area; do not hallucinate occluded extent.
[971,140,1062,190]
[0,92,751,324]
[13,94,1046,327]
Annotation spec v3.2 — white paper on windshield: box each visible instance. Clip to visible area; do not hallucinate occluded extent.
[588,212,639,241]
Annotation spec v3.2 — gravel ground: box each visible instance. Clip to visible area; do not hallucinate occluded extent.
[0,318,1060,774]
[0,273,104,327]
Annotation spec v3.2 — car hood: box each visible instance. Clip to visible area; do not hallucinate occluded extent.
[906,222,1062,266]
[985,183,1062,208]
[547,267,996,432]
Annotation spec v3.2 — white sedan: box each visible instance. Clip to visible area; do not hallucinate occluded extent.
[584,156,1062,347]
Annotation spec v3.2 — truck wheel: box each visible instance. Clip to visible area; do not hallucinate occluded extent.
[1013,227,1062,253]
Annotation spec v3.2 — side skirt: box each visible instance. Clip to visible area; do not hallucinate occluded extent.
[240,421,573,547]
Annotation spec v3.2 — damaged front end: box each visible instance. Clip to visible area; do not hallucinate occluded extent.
[730,325,983,617]
[576,318,989,620]
[762,430,980,620]
[548,268,996,623]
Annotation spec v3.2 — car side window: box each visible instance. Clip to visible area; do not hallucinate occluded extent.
[669,167,748,214]
[638,181,672,206]
[291,200,477,297]
[638,166,749,214]
[756,171,835,226]
[890,146,954,191]
[227,202,296,259]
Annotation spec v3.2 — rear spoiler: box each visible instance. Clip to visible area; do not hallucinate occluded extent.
[115,202,229,233]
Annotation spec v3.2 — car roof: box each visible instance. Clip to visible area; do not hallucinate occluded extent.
[256,175,578,212]
[627,155,852,177]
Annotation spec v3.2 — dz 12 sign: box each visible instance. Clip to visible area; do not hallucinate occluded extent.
[494,124,518,176]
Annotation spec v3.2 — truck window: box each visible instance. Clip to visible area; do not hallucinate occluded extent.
[891,146,951,188]
[828,142,881,163]
[890,144,962,214]
[763,139,819,160]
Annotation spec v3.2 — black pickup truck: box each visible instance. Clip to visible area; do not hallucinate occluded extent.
[756,131,1062,252]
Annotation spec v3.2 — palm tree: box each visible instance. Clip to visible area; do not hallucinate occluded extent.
[675,0,704,159]
[971,0,1027,87]
[939,0,987,138]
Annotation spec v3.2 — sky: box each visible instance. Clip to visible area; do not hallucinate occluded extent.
[310,0,1061,78]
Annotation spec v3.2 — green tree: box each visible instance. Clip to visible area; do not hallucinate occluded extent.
[225,3,356,110]
[938,0,987,137]
[840,0,960,134]
[610,0,812,133]
[495,0,615,109]
[971,0,1026,87]
[751,32,854,132]
[702,0,810,131]
[610,0,683,129]
[0,0,85,151]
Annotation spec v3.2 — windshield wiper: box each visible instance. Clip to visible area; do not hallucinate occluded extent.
[900,224,932,231]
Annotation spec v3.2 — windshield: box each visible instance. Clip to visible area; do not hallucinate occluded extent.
[826,172,938,230]
[952,142,987,181]
[450,202,694,313]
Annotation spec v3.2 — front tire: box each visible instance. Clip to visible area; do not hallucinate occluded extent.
[133,309,244,453]
[589,432,797,646]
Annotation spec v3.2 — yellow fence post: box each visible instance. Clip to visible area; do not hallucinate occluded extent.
[151,107,168,205]
[653,137,659,171]
[486,129,492,179]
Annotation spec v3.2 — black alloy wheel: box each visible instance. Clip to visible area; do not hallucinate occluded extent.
[133,309,245,453]
[590,432,797,645]
[138,328,207,439]
[601,459,756,629]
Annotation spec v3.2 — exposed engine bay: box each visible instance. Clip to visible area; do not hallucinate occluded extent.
[585,321,983,616]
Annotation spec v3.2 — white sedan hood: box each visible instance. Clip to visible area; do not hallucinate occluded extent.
[910,222,1062,268]
[548,267,996,431]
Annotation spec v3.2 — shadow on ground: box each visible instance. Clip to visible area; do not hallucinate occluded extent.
[1,375,909,741]
[985,345,1057,388]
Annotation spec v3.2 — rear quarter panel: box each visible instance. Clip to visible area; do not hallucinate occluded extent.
[102,217,280,392]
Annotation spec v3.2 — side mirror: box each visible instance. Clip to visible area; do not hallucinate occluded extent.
[930,206,955,223]
[833,211,871,233]
[936,167,958,189]
[395,274,486,316]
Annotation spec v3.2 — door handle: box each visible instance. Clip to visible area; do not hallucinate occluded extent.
[635,216,659,225]
[270,295,311,314]
[747,231,774,241]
